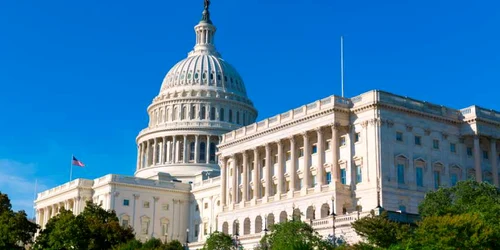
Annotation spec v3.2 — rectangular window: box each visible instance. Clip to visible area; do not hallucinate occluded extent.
[195,205,199,211]
[204,223,208,235]
[355,133,360,143]
[161,223,168,235]
[414,136,421,146]
[204,203,208,209]
[122,219,129,228]
[416,167,424,187]
[273,155,278,164]
[312,175,317,186]
[483,150,489,159]
[299,148,304,157]
[396,132,403,142]
[195,224,199,237]
[433,139,440,149]
[162,204,169,211]
[356,166,362,183]
[325,140,331,150]
[450,173,458,186]
[467,147,473,157]
[340,137,346,146]
[450,143,456,153]
[123,199,130,206]
[397,164,405,184]
[326,172,332,184]
[434,171,440,189]
[340,169,347,185]
[143,201,150,208]
[312,145,317,154]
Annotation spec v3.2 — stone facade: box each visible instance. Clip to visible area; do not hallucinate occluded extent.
[34,2,500,250]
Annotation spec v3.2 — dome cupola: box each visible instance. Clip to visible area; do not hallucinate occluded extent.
[135,1,257,182]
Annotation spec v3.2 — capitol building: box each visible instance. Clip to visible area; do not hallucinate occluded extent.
[34,2,500,249]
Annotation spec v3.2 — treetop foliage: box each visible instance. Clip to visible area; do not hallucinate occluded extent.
[0,192,39,250]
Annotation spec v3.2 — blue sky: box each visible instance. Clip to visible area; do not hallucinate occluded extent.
[0,0,499,217]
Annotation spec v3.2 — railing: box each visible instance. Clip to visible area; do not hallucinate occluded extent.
[37,179,94,200]
[221,95,352,143]
[192,176,221,188]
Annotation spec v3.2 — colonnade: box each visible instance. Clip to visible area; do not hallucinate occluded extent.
[220,124,345,206]
[137,135,220,170]
[36,196,87,229]
[472,135,499,185]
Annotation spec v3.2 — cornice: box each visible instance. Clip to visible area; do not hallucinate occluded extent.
[219,106,349,149]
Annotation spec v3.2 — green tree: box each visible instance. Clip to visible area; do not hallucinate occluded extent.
[0,192,39,249]
[202,231,235,250]
[34,201,134,250]
[164,240,184,250]
[259,220,333,250]
[351,211,412,248]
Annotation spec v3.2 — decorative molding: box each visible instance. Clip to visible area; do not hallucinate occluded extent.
[441,132,448,140]
[405,124,413,132]
[386,120,394,128]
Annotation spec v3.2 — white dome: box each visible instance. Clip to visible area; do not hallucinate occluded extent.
[135,2,257,182]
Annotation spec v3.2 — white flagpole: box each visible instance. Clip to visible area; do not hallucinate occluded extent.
[70,154,73,182]
[33,179,37,220]
[341,35,345,97]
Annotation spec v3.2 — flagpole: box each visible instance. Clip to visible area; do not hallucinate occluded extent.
[70,154,73,182]
[341,35,344,97]
[33,179,38,220]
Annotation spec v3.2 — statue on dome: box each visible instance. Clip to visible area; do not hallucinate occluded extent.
[204,0,210,10]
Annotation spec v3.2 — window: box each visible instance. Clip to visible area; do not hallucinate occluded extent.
[200,142,206,162]
[356,165,362,183]
[123,199,130,206]
[340,136,346,146]
[204,222,208,235]
[312,145,317,154]
[209,143,216,162]
[299,148,304,157]
[195,205,199,211]
[396,132,403,142]
[415,136,422,146]
[416,167,424,187]
[340,169,346,184]
[181,106,186,120]
[450,143,456,153]
[143,201,150,208]
[200,106,206,120]
[325,140,331,150]
[161,219,169,235]
[286,151,291,161]
[219,108,225,121]
[326,172,332,184]
[483,150,489,159]
[122,218,129,227]
[229,110,233,122]
[189,142,195,161]
[162,203,169,211]
[433,139,440,149]
[450,173,458,186]
[355,133,360,142]
[210,107,216,120]
[467,147,473,157]
[236,111,240,124]
[140,216,150,235]
[434,171,441,189]
[397,164,405,184]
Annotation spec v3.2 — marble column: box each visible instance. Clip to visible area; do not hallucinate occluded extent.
[290,136,297,192]
[153,138,158,165]
[253,148,259,199]
[231,155,237,204]
[206,136,211,164]
[303,132,311,189]
[183,135,188,163]
[221,158,227,206]
[146,140,151,167]
[473,135,482,182]
[175,138,180,163]
[172,136,177,164]
[195,135,199,164]
[491,138,498,186]
[331,124,340,182]
[163,136,168,164]
[136,144,141,170]
[276,140,283,196]
[242,151,249,202]
[264,144,271,197]
[316,128,325,187]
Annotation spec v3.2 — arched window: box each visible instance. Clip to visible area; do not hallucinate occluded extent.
[229,110,233,122]
[236,111,240,124]
[200,106,206,120]
[140,216,150,235]
[173,106,178,121]
[209,143,216,162]
[160,218,169,236]
[242,113,246,125]
[219,108,225,121]
[210,107,216,120]
[190,105,196,120]
[189,142,195,161]
[200,142,206,162]
[181,106,186,120]
[120,214,130,228]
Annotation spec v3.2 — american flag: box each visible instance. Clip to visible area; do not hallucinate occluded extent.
[72,156,85,167]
